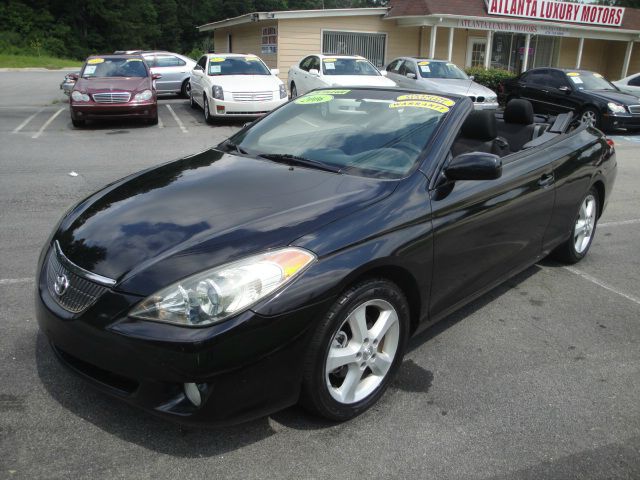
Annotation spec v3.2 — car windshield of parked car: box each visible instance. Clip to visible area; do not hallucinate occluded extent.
[208,57,270,76]
[82,58,148,78]
[566,72,616,91]
[226,89,453,179]
[322,58,380,76]
[418,61,468,80]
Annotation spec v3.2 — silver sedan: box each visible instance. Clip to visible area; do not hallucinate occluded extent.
[116,50,196,97]
[384,57,499,110]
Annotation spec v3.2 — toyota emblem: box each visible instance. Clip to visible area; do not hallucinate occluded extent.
[54,274,70,296]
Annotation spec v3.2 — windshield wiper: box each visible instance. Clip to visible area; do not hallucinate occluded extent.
[258,153,341,173]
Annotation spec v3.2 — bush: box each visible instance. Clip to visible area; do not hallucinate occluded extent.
[464,67,516,93]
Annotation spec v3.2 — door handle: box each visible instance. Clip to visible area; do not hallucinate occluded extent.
[538,173,555,187]
[541,89,549,93]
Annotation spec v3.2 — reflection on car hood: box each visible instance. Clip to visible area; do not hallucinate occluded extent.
[55,149,396,295]
[323,75,396,88]
[416,78,495,98]
[208,75,282,90]
[74,77,151,93]
[587,89,640,105]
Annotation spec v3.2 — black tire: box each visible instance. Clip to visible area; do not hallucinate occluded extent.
[300,278,410,421]
[290,83,297,99]
[551,186,600,264]
[71,118,85,128]
[203,94,213,124]
[580,107,601,129]
[181,79,191,98]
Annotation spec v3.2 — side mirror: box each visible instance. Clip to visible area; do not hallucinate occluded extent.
[558,86,572,94]
[68,73,79,80]
[380,70,388,77]
[309,68,320,76]
[152,73,162,80]
[444,152,502,181]
[406,72,417,79]
[271,68,280,76]
[469,75,475,81]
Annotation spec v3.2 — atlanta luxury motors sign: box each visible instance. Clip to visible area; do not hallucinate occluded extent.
[485,0,625,27]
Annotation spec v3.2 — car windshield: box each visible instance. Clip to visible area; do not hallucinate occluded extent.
[418,61,468,80]
[226,89,454,179]
[566,72,617,91]
[322,58,380,76]
[82,58,147,78]
[208,57,270,76]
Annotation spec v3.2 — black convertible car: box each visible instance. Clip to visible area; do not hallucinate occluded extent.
[36,88,617,425]
[502,67,640,131]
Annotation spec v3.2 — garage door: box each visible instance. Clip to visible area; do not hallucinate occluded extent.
[322,30,387,67]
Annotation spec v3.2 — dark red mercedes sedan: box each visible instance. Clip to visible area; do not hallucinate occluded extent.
[69,54,159,127]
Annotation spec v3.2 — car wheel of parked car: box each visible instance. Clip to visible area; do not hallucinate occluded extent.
[580,107,601,128]
[552,187,599,264]
[181,80,191,99]
[290,83,298,99]
[203,95,213,124]
[71,118,85,128]
[300,278,410,421]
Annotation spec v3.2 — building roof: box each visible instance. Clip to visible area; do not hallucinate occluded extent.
[386,0,640,32]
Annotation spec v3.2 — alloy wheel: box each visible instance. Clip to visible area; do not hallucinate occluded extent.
[325,299,400,404]
[574,193,597,254]
[581,110,597,126]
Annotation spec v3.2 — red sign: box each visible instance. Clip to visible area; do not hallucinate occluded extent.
[485,0,625,27]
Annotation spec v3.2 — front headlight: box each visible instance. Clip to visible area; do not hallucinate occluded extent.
[212,85,224,100]
[486,95,497,103]
[129,247,316,326]
[607,102,627,114]
[279,84,287,99]
[134,89,153,101]
[71,91,90,102]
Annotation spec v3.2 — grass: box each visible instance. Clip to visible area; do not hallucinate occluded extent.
[0,54,81,69]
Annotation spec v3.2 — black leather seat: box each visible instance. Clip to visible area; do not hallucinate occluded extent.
[497,99,547,152]
[451,110,509,158]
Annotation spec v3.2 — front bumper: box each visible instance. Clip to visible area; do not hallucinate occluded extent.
[36,262,332,426]
[473,102,499,110]
[602,113,640,130]
[71,101,157,120]
[210,96,287,117]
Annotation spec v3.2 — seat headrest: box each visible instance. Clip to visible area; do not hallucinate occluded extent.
[504,99,534,125]
[461,110,497,141]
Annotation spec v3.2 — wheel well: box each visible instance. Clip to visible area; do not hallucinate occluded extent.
[593,180,605,218]
[347,265,422,334]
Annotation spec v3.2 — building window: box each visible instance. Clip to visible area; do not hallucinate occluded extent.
[261,26,277,54]
[490,33,560,73]
[322,30,387,68]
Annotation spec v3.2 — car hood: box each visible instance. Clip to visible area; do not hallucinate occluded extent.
[55,149,396,295]
[324,75,396,87]
[74,77,151,93]
[417,78,495,97]
[208,75,282,90]
[586,89,640,105]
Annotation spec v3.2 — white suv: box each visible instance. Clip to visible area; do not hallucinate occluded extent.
[190,53,288,122]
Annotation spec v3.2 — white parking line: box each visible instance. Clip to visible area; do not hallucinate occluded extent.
[166,105,187,133]
[158,114,164,128]
[32,108,64,139]
[0,278,33,286]
[599,218,640,228]
[12,107,44,133]
[564,266,640,306]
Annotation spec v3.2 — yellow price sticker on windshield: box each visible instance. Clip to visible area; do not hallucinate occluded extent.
[418,61,430,66]
[396,94,455,106]
[320,89,350,95]
[210,57,225,62]
[295,94,334,105]
[593,73,603,78]
[390,101,450,113]
[567,72,580,77]
[323,58,337,63]
[246,56,260,61]
[87,58,104,64]
[126,58,143,62]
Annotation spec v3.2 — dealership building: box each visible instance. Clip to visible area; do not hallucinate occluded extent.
[198,0,640,82]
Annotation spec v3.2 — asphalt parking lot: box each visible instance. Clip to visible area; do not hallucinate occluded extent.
[1,70,639,479]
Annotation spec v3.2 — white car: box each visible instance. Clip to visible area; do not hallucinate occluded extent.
[613,72,640,95]
[189,53,288,122]
[385,57,498,110]
[288,54,396,98]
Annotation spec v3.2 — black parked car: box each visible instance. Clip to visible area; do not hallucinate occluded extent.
[503,67,640,131]
[36,88,616,425]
